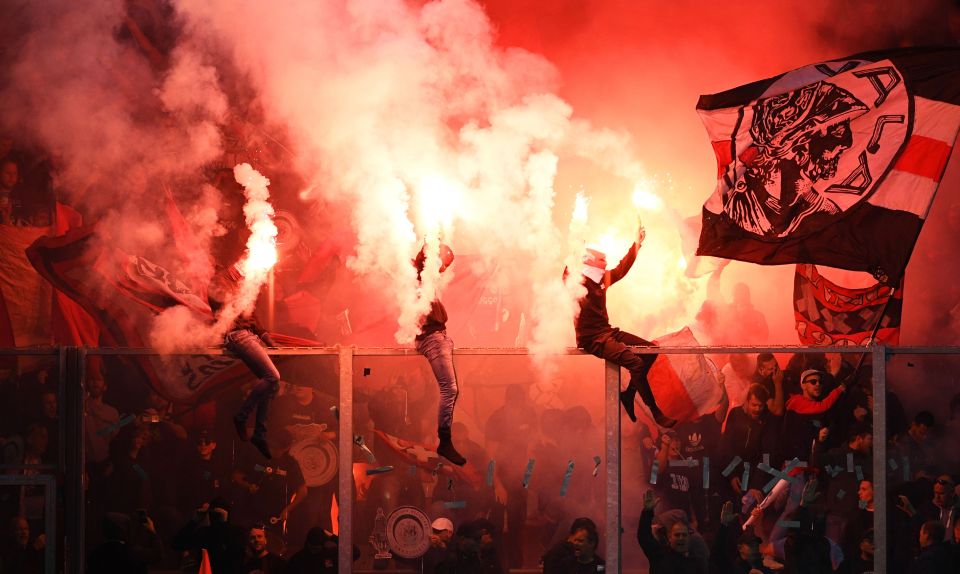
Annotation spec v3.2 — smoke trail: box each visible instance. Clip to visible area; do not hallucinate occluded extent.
[150,163,277,352]
[210,163,278,334]
[0,0,228,259]
[170,0,658,359]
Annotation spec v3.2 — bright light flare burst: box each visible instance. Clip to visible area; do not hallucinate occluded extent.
[573,192,589,223]
[631,180,664,212]
[235,163,278,278]
[416,174,462,233]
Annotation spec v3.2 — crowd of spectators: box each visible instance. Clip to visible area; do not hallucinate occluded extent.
[628,350,960,574]
[3,2,960,574]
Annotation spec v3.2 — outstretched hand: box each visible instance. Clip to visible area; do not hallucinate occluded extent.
[637,225,647,247]
[896,494,916,517]
[643,489,660,512]
[800,478,821,508]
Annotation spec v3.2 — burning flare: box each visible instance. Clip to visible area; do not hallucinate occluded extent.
[212,163,278,334]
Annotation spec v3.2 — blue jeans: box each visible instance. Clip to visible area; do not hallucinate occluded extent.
[226,329,280,440]
[416,330,459,429]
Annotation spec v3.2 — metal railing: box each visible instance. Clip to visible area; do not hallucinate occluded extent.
[5,343,959,573]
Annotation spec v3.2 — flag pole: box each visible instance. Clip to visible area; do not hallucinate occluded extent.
[843,268,901,383]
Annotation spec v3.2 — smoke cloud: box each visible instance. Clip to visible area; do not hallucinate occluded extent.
[1,0,956,370]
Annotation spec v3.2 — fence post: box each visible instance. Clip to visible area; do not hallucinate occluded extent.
[871,344,887,574]
[605,360,621,573]
[63,346,85,574]
[338,346,354,574]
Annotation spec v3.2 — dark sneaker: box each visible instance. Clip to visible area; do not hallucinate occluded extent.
[437,439,467,467]
[233,415,249,441]
[619,388,638,423]
[251,436,272,459]
[652,409,677,429]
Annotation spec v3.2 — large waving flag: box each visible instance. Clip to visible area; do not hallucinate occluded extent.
[697,47,960,284]
[794,264,903,346]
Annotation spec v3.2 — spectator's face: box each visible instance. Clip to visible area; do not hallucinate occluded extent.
[41,393,57,419]
[87,377,106,399]
[12,518,29,546]
[746,396,765,420]
[569,528,589,555]
[0,162,17,191]
[858,480,873,504]
[757,359,777,377]
[860,537,875,557]
[933,481,955,509]
[197,439,216,457]
[433,529,452,544]
[910,423,931,443]
[248,528,267,554]
[919,526,932,549]
[479,531,493,549]
[668,438,682,458]
[801,376,823,400]
[667,523,690,553]
[855,433,873,453]
[737,541,760,562]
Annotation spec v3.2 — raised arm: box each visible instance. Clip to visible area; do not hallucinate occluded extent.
[637,490,663,563]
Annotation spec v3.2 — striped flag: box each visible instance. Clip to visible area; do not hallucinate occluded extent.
[794,263,902,346]
[696,47,960,284]
[643,327,724,423]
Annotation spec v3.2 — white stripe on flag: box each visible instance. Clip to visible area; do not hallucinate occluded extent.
[867,170,940,218]
[911,97,960,141]
[867,97,960,218]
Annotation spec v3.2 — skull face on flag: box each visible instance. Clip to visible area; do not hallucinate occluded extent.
[726,79,882,238]
[697,47,960,285]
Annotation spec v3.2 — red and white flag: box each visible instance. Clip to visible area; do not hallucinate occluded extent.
[643,327,725,423]
[697,47,960,284]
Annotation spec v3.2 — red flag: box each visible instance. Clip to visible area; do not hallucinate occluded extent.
[51,202,99,345]
[697,47,960,284]
[794,264,902,346]
[26,224,260,403]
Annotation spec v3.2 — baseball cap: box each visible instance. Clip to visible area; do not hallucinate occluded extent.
[800,369,822,383]
[431,517,454,533]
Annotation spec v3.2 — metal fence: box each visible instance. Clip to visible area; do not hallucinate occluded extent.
[4,344,958,573]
